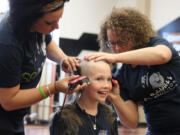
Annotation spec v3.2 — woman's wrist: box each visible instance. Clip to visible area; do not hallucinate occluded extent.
[39,83,57,98]
[46,85,52,97]
[39,86,48,98]
[47,82,57,95]
[114,54,120,63]
[109,94,121,103]
[39,84,53,98]
[54,81,57,93]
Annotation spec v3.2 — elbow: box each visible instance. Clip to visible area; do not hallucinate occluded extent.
[126,120,138,129]
[127,122,138,129]
[160,53,171,64]
[154,45,172,64]
[123,116,138,129]
[1,101,16,111]
[158,47,172,64]
[121,119,138,129]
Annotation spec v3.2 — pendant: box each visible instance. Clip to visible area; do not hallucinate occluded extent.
[93,124,96,130]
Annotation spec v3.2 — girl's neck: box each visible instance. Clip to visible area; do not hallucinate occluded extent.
[77,97,98,116]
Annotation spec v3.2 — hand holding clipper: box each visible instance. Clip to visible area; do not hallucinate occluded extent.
[68,76,90,90]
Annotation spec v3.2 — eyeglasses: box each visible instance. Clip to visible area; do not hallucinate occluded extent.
[105,40,127,48]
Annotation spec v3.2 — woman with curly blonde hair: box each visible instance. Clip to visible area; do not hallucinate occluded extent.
[98,8,157,50]
[86,8,180,135]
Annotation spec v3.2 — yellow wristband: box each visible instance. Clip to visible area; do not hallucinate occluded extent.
[39,86,48,98]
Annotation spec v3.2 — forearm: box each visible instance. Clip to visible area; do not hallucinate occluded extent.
[110,95,138,128]
[46,40,67,63]
[1,83,56,111]
[114,45,171,65]
[0,75,84,111]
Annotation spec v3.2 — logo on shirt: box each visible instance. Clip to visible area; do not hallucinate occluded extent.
[21,72,38,83]
[141,72,177,102]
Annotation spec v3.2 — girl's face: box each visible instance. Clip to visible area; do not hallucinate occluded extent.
[107,29,132,53]
[30,8,64,34]
[82,62,112,103]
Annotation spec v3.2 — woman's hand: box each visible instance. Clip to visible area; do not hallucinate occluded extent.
[55,75,88,94]
[108,79,139,128]
[61,56,80,73]
[108,79,120,102]
[85,52,117,64]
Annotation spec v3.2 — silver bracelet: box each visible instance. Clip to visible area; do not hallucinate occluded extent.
[46,85,52,97]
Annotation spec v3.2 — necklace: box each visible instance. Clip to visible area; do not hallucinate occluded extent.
[86,114,97,130]
[76,101,97,131]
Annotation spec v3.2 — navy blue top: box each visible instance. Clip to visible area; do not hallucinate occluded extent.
[50,103,118,135]
[114,37,180,134]
[0,14,52,132]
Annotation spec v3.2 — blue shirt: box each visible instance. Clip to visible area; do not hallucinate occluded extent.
[0,13,52,132]
[114,37,180,134]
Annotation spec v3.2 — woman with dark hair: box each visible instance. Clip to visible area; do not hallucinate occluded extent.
[86,8,180,134]
[0,0,87,134]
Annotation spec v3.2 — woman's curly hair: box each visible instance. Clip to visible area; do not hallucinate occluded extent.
[98,7,157,50]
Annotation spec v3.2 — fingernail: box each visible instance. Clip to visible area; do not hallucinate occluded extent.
[94,59,96,62]
[112,79,116,83]
[84,56,87,60]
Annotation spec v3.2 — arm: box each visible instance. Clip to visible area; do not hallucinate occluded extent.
[108,80,139,128]
[111,96,138,128]
[0,75,88,111]
[87,45,172,65]
[46,40,79,72]
[113,45,172,65]
[46,40,66,62]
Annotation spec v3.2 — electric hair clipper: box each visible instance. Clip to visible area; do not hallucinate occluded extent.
[67,76,90,90]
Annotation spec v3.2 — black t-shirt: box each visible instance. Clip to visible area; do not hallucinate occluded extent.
[0,14,52,132]
[113,36,180,134]
[50,103,118,135]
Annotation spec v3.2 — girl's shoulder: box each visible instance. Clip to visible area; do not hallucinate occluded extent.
[54,103,83,126]
[98,103,116,123]
[50,104,82,135]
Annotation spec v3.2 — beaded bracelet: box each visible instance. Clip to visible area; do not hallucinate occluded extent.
[39,86,48,99]
[46,85,52,97]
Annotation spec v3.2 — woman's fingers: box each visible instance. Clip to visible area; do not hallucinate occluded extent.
[55,75,79,93]
[67,58,76,72]
[68,83,88,94]
[62,57,79,73]
[67,75,89,94]
[112,79,119,88]
[84,53,112,63]
[68,75,80,81]
[85,53,103,61]
[111,79,120,95]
